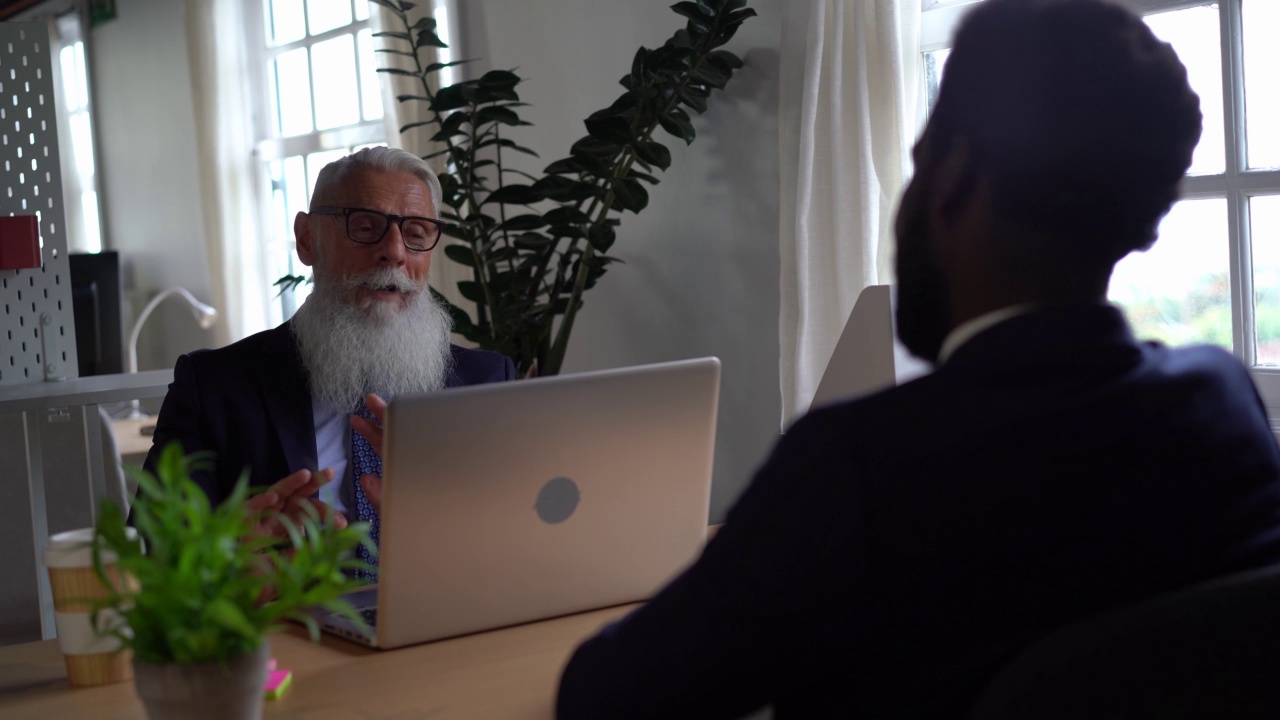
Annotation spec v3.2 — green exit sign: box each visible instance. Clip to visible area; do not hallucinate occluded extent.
[89,0,116,28]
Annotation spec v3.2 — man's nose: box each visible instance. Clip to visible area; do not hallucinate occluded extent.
[377,222,408,265]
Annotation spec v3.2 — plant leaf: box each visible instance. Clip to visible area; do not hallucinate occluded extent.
[634,140,672,170]
[497,214,548,232]
[612,178,649,213]
[658,113,696,144]
[484,184,541,205]
[584,116,634,146]
[670,1,714,23]
[444,245,477,267]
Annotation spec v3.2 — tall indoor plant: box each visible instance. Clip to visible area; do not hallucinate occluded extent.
[366,0,755,377]
[92,443,370,720]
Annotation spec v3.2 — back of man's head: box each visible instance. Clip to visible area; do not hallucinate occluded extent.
[932,0,1202,271]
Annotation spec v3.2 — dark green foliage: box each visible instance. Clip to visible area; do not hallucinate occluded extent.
[370,1,754,376]
[91,443,371,664]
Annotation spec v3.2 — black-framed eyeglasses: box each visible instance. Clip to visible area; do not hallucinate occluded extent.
[311,206,448,253]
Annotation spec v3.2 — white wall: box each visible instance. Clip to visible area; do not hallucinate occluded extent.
[89,0,218,375]
[457,1,782,520]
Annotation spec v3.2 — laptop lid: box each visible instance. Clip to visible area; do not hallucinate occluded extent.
[374,357,720,649]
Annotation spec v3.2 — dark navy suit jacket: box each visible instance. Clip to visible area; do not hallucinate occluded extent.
[557,304,1280,719]
[142,322,514,506]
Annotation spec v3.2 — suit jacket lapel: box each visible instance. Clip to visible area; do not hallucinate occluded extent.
[258,322,318,474]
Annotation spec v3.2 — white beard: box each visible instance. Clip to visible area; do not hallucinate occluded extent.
[290,266,454,412]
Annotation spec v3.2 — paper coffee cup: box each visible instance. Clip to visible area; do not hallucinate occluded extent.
[43,527,135,687]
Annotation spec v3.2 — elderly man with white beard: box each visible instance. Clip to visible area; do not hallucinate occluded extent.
[140,147,515,579]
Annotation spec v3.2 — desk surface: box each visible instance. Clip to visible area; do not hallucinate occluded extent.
[109,416,156,459]
[0,603,633,719]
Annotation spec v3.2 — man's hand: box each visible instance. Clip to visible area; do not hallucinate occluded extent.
[351,393,386,516]
[245,467,347,540]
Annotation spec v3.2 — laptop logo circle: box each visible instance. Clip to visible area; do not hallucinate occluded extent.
[536,476,580,524]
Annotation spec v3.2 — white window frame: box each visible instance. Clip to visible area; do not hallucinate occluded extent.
[921,0,1280,417]
[241,0,388,324]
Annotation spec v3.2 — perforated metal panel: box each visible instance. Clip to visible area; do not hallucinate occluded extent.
[0,22,75,386]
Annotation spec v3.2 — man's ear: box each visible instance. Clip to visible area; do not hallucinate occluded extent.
[294,211,316,268]
[930,136,978,226]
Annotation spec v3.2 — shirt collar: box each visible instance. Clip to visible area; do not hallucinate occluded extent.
[938,304,1038,364]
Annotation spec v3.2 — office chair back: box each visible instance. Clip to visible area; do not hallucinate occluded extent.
[967,564,1280,720]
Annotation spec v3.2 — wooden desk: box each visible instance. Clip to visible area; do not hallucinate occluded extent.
[109,415,157,465]
[0,604,633,719]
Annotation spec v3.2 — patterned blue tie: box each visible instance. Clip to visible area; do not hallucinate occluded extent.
[351,403,382,583]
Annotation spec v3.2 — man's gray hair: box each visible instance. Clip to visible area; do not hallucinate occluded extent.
[310,146,443,214]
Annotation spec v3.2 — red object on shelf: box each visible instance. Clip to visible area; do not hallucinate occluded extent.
[0,216,41,270]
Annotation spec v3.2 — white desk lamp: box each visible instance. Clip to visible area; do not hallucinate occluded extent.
[126,287,218,418]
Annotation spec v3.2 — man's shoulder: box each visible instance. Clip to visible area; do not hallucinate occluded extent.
[448,344,515,386]
[180,323,294,369]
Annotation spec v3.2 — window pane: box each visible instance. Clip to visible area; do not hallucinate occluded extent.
[1144,6,1225,177]
[81,190,101,254]
[307,0,353,36]
[73,42,89,108]
[1109,198,1231,349]
[283,155,308,219]
[311,35,360,130]
[1242,0,1280,170]
[306,148,349,201]
[1253,196,1280,366]
[69,112,94,177]
[275,47,314,136]
[270,0,306,46]
[58,46,78,109]
[924,48,950,113]
[357,28,383,122]
[354,0,369,22]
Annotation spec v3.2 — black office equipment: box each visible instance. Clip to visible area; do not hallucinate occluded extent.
[69,251,124,377]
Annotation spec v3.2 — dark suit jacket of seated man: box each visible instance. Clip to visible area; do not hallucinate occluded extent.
[142,146,515,523]
[556,1,1280,718]
[142,324,513,507]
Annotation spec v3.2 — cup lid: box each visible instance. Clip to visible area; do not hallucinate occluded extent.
[44,527,138,568]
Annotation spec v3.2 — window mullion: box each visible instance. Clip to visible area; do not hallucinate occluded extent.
[1221,0,1254,364]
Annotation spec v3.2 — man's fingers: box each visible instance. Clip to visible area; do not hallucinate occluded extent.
[364,393,388,425]
[359,473,382,516]
[351,415,383,457]
[245,491,281,512]
[267,468,315,497]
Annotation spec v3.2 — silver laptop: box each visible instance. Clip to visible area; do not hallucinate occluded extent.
[315,357,720,649]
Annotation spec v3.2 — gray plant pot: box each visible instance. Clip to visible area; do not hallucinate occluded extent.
[132,641,270,720]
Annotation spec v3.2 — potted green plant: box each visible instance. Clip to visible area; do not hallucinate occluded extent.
[91,442,370,720]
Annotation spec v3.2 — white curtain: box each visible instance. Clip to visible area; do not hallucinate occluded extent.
[372,0,474,323]
[186,0,268,346]
[778,0,921,424]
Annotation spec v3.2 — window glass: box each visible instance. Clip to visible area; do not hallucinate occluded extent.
[269,0,306,46]
[924,48,949,112]
[306,0,353,37]
[275,47,314,136]
[311,34,360,130]
[306,149,348,200]
[81,191,100,254]
[1252,195,1280,366]
[357,28,382,122]
[1144,6,1225,177]
[1242,0,1280,170]
[1110,198,1231,349]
